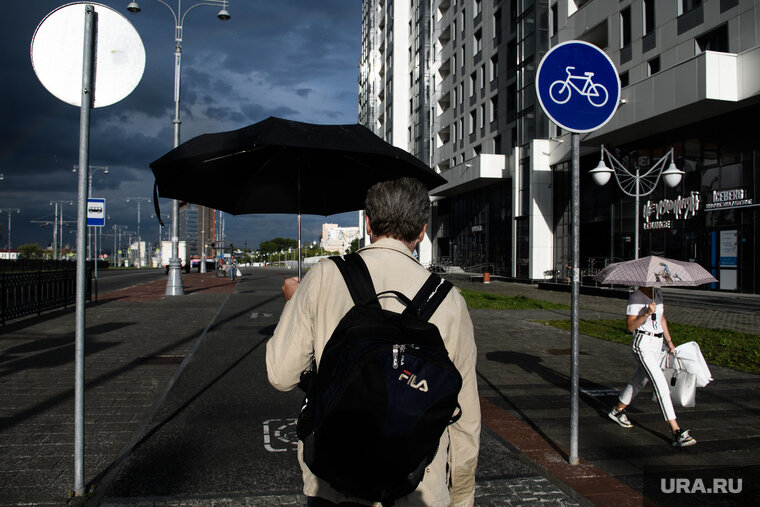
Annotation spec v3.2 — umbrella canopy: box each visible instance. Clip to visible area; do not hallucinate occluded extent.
[150,116,446,216]
[594,256,717,287]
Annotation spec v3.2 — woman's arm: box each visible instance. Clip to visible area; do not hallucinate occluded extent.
[626,300,657,332]
[661,315,676,353]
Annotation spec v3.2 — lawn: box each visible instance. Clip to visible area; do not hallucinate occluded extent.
[536,318,760,375]
[459,288,568,310]
[459,287,760,375]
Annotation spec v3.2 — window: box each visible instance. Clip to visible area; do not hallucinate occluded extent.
[469,72,476,96]
[479,104,485,129]
[619,70,629,87]
[469,110,476,134]
[696,23,729,53]
[643,0,655,35]
[474,0,481,16]
[490,55,498,81]
[620,7,631,48]
[459,118,464,140]
[474,29,482,56]
[493,9,501,41]
[647,56,660,76]
[489,96,498,123]
[479,65,485,90]
[459,83,464,105]
[678,0,702,16]
[550,3,558,37]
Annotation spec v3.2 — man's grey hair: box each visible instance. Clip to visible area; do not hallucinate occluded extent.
[364,177,430,242]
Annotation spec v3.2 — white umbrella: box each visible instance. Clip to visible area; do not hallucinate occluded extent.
[594,255,717,287]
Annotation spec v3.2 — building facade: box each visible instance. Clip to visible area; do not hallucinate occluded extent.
[359,0,760,293]
[178,203,217,258]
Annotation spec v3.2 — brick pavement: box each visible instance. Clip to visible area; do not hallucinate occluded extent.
[2,271,758,506]
[0,274,237,505]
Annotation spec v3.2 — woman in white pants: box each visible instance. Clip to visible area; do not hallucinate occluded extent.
[608,286,697,447]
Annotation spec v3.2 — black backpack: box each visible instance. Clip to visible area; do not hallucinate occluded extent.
[297,252,463,505]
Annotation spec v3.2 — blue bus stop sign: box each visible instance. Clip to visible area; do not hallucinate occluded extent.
[536,40,620,133]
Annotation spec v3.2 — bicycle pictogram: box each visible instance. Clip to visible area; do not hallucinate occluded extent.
[549,66,609,107]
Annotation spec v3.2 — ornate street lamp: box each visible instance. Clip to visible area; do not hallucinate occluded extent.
[590,145,685,258]
[128,0,231,294]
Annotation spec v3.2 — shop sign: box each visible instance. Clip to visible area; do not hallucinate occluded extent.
[642,191,701,230]
[705,188,754,211]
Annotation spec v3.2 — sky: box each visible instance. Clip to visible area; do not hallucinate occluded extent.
[0,0,362,253]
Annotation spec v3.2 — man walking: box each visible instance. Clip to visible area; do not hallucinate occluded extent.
[266,177,480,506]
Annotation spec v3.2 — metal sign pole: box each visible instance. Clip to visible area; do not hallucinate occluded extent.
[569,133,580,465]
[74,4,95,496]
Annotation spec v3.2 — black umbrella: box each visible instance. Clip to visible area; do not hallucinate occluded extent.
[150,116,446,277]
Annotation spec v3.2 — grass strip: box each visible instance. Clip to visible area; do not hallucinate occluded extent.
[459,288,568,310]
[536,318,760,375]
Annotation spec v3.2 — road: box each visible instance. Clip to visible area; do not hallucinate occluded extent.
[93,268,167,296]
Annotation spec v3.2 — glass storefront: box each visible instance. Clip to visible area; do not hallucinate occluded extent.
[433,180,512,274]
[553,106,760,293]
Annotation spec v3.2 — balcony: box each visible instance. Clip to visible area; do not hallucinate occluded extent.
[588,48,760,146]
[430,153,507,197]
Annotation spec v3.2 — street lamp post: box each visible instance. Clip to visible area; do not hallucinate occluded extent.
[126,198,151,268]
[0,208,21,258]
[50,201,74,260]
[590,145,685,259]
[127,0,231,295]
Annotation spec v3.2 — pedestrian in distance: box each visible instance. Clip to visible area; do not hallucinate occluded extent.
[229,256,236,281]
[608,285,696,447]
[266,177,480,506]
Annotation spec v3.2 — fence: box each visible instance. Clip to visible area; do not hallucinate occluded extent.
[1,269,92,324]
[0,259,108,273]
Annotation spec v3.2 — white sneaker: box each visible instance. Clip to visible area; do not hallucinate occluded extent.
[608,407,633,428]
[672,429,697,447]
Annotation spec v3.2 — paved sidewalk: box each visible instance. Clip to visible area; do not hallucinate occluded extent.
[1,271,758,506]
[0,273,238,505]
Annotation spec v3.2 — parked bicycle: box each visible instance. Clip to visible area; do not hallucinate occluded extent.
[549,66,609,107]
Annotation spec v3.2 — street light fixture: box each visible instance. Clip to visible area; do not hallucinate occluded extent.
[127,0,231,295]
[590,145,685,259]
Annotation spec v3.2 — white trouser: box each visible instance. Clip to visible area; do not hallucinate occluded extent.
[618,331,677,422]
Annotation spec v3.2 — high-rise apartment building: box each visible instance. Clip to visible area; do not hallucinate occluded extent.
[360,0,551,276]
[360,0,760,293]
[178,203,217,258]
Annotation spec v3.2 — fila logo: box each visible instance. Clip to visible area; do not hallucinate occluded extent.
[399,370,429,392]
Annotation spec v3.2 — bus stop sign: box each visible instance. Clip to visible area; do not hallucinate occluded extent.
[536,40,620,133]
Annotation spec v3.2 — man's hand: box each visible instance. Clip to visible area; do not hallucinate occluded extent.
[282,277,300,301]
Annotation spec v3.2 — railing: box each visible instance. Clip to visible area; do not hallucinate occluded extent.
[0,259,108,273]
[1,269,92,324]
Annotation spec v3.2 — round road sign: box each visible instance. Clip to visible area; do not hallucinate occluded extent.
[536,40,620,133]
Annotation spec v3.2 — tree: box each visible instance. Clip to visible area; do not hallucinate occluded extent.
[18,243,44,259]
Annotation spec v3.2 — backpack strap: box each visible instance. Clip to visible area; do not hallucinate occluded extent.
[406,274,453,321]
[330,253,379,307]
[331,252,453,321]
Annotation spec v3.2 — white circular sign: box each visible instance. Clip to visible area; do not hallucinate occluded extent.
[31,2,146,108]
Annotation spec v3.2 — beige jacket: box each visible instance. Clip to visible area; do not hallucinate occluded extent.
[266,238,480,506]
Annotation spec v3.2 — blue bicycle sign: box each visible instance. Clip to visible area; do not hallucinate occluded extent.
[549,66,609,107]
[536,41,620,133]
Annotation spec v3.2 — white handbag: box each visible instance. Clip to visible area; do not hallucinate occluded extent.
[662,356,697,408]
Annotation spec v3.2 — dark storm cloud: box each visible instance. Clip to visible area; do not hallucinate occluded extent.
[1,0,360,250]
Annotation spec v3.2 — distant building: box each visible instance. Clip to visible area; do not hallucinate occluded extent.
[178,203,217,257]
[322,223,360,254]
